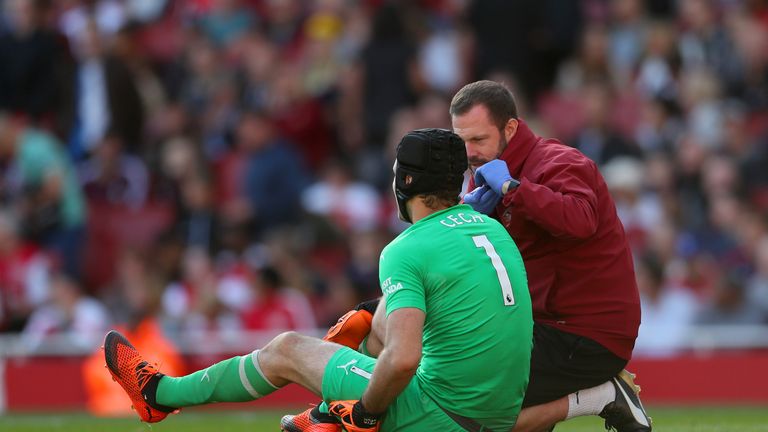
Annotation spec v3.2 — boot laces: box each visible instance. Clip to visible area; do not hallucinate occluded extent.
[132,359,159,390]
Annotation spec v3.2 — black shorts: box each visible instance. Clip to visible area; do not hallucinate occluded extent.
[522,323,628,408]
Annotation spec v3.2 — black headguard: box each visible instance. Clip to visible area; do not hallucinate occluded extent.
[394,128,468,223]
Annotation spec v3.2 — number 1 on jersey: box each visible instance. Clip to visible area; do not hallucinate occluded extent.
[473,235,515,306]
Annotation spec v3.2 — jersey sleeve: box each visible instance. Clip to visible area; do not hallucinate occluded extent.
[379,245,426,316]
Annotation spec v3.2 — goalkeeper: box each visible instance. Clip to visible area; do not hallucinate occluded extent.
[104,128,533,432]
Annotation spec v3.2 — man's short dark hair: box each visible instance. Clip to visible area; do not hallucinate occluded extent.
[449,80,518,130]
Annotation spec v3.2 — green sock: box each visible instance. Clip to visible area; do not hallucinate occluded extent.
[318,401,330,415]
[156,350,278,407]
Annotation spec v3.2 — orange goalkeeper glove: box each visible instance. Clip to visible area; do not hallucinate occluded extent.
[329,400,381,432]
[323,299,379,350]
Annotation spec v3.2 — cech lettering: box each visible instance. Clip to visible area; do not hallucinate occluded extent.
[439,213,484,228]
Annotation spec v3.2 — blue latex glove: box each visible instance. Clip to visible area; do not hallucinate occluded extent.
[475,160,519,195]
[463,185,501,215]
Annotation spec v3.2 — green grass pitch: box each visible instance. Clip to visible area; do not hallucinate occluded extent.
[2,406,767,431]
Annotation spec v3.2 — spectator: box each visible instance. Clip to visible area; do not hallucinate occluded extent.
[417,5,465,94]
[268,63,333,171]
[59,0,127,44]
[679,68,726,150]
[161,247,240,337]
[150,228,185,285]
[674,133,710,230]
[237,111,309,237]
[344,229,387,302]
[240,266,316,331]
[264,226,321,285]
[570,82,642,165]
[696,193,751,273]
[62,17,144,157]
[197,0,256,47]
[677,0,744,97]
[360,3,419,148]
[634,21,680,98]
[0,209,51,332]
[747,236,768,318]
[727,11,768,110]
[740,130,768,211]
[634,253,699,357]
[602,156,663,252]
[608,0,648,86]
[263,0,305,49]
[643,152,680,227]
[178,175,220,252]
[111,24,168,122]
[236,31,276,112]
[0,115,86,276]
[695,271,765,325]
[0,0,66,120]
[465,0,564,101]
[415,92,453,130]
[101,247,165,327]
[167,33,232,122]
[213,235,253,315]
[556,23,614,94]
[301,159,381,233]
[79,133,149,208]
[634,95,684,154]
[21,272,110,352]
[156,135,205,204]
[302,0,345,98]
[146,101,196,161]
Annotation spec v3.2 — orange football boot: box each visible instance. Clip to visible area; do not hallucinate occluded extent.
[281,406,342,432]
[103,330,178,423]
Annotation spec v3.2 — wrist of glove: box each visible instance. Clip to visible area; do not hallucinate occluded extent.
[329,400,381,432]
[475,160,519,196]
[501,178,521,194]
[323,308,373,349]
[354,298,380,315]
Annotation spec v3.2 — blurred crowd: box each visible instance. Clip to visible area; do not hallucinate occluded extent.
[0,0,767,358]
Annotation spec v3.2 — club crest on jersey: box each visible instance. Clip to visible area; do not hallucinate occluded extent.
[503,210,512,224]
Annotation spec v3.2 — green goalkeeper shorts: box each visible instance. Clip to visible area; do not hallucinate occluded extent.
[322,347,464,432]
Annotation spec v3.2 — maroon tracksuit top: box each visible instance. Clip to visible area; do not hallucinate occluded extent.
[468,120,641,360]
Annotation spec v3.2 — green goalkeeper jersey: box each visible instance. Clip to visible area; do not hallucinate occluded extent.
[381,204,533,429]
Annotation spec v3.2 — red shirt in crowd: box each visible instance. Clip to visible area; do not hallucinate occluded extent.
[469,120,641,360]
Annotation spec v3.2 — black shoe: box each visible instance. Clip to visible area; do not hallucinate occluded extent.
[599,370,652,431]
